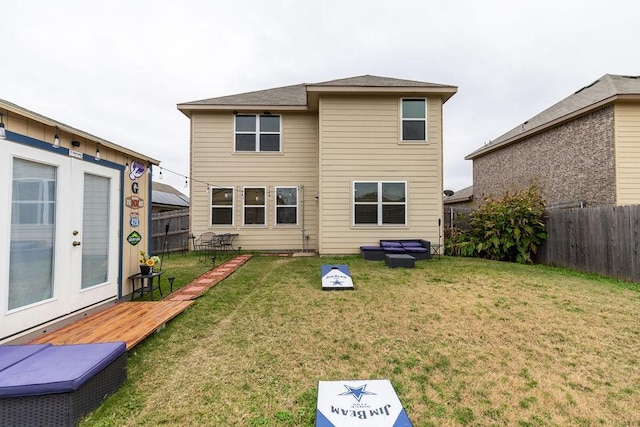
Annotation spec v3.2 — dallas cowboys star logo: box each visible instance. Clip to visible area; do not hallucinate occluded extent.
[331,278,343,286]
[338,384,376,402]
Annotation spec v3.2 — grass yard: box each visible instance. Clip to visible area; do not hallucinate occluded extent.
[83,255,640,426]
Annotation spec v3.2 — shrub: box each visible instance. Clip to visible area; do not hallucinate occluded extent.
[447,186,547,263]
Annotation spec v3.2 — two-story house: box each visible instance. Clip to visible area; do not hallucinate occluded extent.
[465,74,640,208]
[178,75,457,254]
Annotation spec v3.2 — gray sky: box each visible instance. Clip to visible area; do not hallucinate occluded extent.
[3,0,639,194]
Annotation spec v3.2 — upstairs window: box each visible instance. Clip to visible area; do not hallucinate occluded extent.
[401,99,426,141]
[211,187,234,225]
[354,181,406,225]
[235,114,281,152]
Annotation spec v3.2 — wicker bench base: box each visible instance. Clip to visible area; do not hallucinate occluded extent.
[0,349,126,427]
[385,253,416,268]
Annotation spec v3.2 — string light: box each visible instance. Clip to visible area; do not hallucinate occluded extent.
[0,113,6,139]
[148,165,233,192]
[53,127,60,148]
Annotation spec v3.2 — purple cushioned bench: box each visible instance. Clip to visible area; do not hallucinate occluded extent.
[0,342,127,427]
[361,239,431,261]
[0,343,51,372]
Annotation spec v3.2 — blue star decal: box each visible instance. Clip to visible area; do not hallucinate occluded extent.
[339,384,376,402]
[331,279,343,286]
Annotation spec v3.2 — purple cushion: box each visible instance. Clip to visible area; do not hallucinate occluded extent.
[401,242,423,247]
[0,344,52,372]
[0,342,126,397]
[360,246,383,251]
[384,247,406,253]
[380,241,402,247]
[405,247,427,252]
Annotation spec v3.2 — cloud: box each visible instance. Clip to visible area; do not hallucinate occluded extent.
[2,0,639,192]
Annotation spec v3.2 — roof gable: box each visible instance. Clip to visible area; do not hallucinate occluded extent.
[178,75,457,114]
[467,74,640,159]
[180,84,308,107]
[311,74,454,88]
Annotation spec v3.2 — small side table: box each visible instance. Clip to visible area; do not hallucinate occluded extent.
[385,254,415,269]
[128,271,164,300]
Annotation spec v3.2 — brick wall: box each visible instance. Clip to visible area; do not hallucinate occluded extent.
[472,106,616,207]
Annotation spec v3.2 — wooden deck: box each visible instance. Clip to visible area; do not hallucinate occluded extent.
[30,301,193,350]
[28,255,253,350]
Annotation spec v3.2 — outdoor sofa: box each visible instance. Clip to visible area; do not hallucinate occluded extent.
[360,239,431,261]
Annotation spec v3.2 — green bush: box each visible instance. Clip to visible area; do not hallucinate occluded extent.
[447,186,547,263]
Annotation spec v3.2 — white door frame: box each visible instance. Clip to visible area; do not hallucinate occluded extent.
[0,138,123,340]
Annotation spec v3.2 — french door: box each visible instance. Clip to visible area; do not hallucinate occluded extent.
[1,141,120,340]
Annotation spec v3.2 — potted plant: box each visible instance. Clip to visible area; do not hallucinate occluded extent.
[139,251,160,275]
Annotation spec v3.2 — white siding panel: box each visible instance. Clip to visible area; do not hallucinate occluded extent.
[318,95,443,254]
[191,112,319,251]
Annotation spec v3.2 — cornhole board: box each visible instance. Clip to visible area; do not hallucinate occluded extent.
[316,379,412,426]
[321,265,354,291]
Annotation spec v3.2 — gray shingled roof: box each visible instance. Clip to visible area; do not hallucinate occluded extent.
[466,74,640,159]
[181,84,308,106]
[311,74,455,88]
[179,75,456,107]
[443,185,473,204]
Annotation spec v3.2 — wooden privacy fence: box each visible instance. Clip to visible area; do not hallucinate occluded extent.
[536,205,640,283]
[151,208,190,255]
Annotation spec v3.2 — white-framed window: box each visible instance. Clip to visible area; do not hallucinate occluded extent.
[401,98,426,141]
[211,187,234,226]
[11,176,56,225]
[235,114,281,152]
[243,187,266,225]
[275,187,297,225]
[354,181,406,225]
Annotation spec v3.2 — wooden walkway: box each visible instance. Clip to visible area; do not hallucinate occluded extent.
[30,254,253,350]
[30,301,193,350]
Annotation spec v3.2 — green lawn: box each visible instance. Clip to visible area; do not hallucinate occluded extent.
[83,255,640,426]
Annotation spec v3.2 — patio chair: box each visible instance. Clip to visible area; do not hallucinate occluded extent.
[194,232,216,255]
[220,233,236,252]
[209,234,224,252]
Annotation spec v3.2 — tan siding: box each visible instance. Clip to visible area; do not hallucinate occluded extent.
[615,102,640,205]
[191,112,319,251]
[318,95,443,254]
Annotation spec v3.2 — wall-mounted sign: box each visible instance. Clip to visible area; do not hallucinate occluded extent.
[130,212,140,228]
[126,231,142,246]
[131,182,139,194]
[69,150,83,160]
[125,196,144,209]
[129,161,145,181]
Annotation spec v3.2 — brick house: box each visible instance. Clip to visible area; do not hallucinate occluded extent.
[465,74,640,208]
